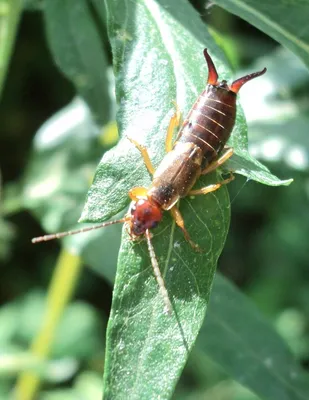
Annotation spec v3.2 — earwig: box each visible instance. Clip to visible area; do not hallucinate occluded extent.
[32,49,266,315]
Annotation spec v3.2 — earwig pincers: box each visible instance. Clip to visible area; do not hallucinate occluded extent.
[32,49,266,315]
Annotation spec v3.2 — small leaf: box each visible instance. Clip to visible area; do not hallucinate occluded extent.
[212,0,309,70]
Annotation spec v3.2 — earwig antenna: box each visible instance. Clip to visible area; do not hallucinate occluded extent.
[31,218,127,243]
[145,229,172,315]
[203,48,218,85]
[230,67,267,93]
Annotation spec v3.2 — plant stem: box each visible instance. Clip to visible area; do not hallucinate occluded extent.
[14,249,83,400]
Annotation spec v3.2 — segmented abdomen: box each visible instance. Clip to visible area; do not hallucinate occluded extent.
[177,85,237,167]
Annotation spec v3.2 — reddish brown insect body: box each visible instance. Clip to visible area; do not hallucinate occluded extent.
[32,49,266,314]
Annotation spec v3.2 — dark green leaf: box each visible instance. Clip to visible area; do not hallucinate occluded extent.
[212,0,309,70]
[199,274,309,400]
[44,0,111,123]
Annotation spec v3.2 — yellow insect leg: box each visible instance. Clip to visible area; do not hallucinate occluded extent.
[127,137,155,175]
[165,101,182,153]
[189,173,234,196]
[170,205,202,252]
[128,187,148,201]
[201,147,234,175]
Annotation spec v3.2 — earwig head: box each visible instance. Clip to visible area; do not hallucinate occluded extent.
[129,199,163,237]
[204,48,266,93]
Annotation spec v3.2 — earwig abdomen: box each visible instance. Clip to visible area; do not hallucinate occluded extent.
[177,85,237,168]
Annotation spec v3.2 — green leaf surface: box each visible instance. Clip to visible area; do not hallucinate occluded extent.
[0,0,22,98]
[212,0,309,70]
[43,0,111,123]
[200,274,309,400]
[73,0,290,399]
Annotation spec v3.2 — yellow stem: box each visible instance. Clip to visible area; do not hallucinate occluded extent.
[15,249,83,400]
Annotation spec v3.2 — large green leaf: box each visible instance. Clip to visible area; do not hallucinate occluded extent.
[212,0,309,70]
[75,0,291,398]
[43,0,111,123]
[200,274,309,400]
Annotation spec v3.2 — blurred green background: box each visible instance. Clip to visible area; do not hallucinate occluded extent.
[1,1,309,399]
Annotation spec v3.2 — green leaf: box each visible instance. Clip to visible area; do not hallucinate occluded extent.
[22,97,121,280]
[23,98,103,233]
[199,274,309,400]
[75,0,290,398]
[212,0,309,70]
[0,0,22,98]
[43,0,111,123]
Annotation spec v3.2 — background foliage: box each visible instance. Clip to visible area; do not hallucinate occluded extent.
[0,0,309,399]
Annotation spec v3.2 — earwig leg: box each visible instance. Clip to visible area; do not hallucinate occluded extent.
[129,186,148,201]
[170,206,202,252]
[189,173,235,196]
[165,101,182,152]
[127,137,155,175]
[201,147,234,175]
